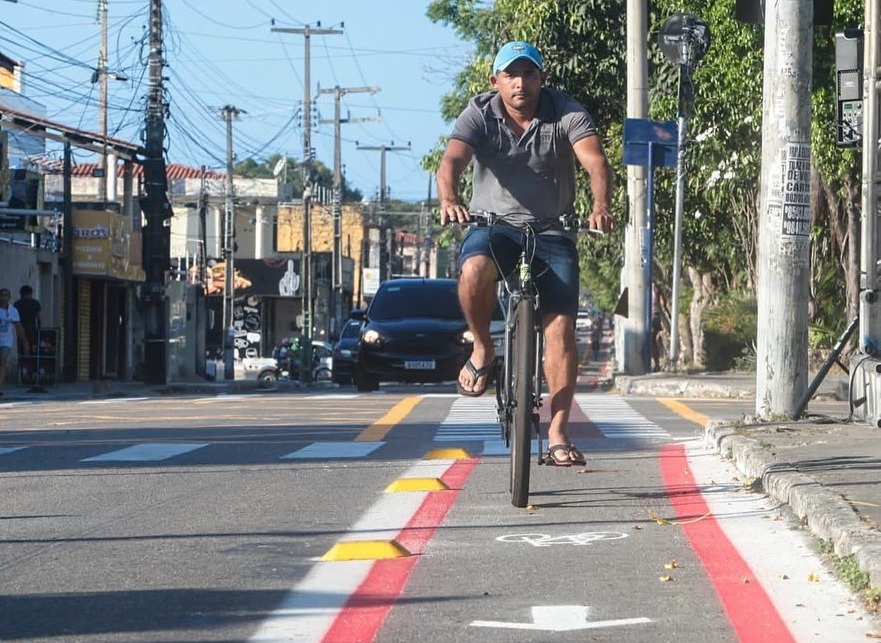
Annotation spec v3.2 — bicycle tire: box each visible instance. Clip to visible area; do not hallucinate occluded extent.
[510,294,535,508]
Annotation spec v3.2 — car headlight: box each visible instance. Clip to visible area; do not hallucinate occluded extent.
[362,329,384,345]
[458,329,475,345]
[339,349,352,358]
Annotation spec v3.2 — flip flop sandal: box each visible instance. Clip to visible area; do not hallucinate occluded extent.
[456,358,493,397]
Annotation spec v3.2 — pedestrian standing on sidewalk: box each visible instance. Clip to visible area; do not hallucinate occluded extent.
[14,285,41,354]
[591,313,603,360]
[0,287,29,397]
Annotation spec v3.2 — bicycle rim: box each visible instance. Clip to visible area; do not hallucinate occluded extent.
[510,296,535,508]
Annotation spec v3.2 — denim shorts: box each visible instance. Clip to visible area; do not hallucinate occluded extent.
[457,224,580,317]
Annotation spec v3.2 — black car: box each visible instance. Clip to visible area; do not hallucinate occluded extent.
[331,318,363,385]
[353,278,488,392]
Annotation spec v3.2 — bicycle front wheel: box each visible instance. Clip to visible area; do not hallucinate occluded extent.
[510,295,536,508]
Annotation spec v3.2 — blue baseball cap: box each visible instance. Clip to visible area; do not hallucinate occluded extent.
[492,41,544,74]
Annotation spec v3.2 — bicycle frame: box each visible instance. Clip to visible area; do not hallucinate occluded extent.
[491,226,545,508]
[498,248,544,457]
[469,210,589,507]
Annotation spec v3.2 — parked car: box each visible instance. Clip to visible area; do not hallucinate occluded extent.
[236,356,280,383]
[332,318,363,385]
[230,339,333,384]
[352,278,504,392]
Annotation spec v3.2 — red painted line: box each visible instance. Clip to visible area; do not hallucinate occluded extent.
[321,459,479,643]
[659,443,795,643]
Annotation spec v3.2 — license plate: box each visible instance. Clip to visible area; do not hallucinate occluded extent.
[404,359,435,370]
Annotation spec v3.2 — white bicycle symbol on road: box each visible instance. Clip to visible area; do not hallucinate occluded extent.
[496,532,629,547]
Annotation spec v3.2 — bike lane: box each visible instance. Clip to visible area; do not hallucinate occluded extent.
[250,391,875,642]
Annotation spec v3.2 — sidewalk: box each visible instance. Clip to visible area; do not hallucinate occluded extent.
[618,369,881,588]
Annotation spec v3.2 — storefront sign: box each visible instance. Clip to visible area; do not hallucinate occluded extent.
[72,208,145,281]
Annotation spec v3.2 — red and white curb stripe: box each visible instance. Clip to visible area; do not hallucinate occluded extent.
[249,454,478,642]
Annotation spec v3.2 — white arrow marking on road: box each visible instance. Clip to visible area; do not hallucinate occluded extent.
[471,605,652,632]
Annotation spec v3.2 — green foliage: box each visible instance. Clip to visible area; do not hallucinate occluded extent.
[424,0,859,359]
[233,154,363,202]
[702,293,758,371]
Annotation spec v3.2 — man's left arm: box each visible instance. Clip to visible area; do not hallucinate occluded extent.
[572,135,614,233]
[14,320,28,353]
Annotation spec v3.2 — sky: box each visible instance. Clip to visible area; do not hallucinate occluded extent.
[0,0,473,203]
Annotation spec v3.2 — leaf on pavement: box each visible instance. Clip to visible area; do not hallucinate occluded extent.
[808,572,820,582]
[664,560,678,569]
[659,575,674,582]
[648,509,711,525]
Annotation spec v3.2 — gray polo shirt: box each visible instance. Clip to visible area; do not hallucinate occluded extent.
[450,87,598,229]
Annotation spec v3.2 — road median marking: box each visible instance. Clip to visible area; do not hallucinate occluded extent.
[424,447,472,459]
[658,397,710,426]
[356,395,423,441]
[386,477,449,492]
[322,539,412,561]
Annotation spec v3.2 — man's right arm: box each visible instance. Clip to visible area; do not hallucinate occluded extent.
[437,138,474,225]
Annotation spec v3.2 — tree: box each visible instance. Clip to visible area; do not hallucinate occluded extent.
[424,0,857,369]
[233,154,363,203]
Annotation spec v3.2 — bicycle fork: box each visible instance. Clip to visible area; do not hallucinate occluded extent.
[532,299,544,465]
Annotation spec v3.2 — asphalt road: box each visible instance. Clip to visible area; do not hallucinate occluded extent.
[0,386,877,642]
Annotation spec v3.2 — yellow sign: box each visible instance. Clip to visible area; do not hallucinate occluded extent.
[72,209,145,281]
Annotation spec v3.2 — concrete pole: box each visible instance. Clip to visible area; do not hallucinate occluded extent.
[860,0,881,355]
[98,0,108,202]
[254,205,265,259]
[357,143,410,281]
[622,0,650,374]
[317,85,378,334]
[220,105,242,380]
[849,0,881,427]
[755,0,813,417]
[271,25,343,381]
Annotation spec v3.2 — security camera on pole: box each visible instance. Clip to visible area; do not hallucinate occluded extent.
[658,13,711,369]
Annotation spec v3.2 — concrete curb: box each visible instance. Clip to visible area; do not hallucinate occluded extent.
[617,375,754,399]
[705,419,881,588]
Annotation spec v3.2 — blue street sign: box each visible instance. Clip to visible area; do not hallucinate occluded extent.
[622,119,678,168]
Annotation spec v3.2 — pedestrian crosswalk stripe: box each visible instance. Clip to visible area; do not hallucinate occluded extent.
[282,441,385,459]
[481,439,541,456]
[0,446,25,456]
[574,394,671,440]
[433,397,499,443]
[78,397,150,405]
[82,443,208,462]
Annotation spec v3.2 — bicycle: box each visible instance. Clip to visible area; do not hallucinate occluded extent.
[467,211,599,507]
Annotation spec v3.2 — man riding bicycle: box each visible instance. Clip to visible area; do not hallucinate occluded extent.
[437,41,614,467]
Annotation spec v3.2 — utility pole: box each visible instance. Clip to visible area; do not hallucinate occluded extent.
[93,0,127,202]
[318,85,379,336]
[755,0,813,417]
[852,0,881,427]
[220,105,244,380]
[97,0,108,202]
[142,0,172,384]
[423,174,433,277]
[623,0,650,374]
[357,142,410,281]
[272,23,343,383]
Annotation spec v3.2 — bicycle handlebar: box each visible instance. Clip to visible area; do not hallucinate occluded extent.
[466,210,605,235]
